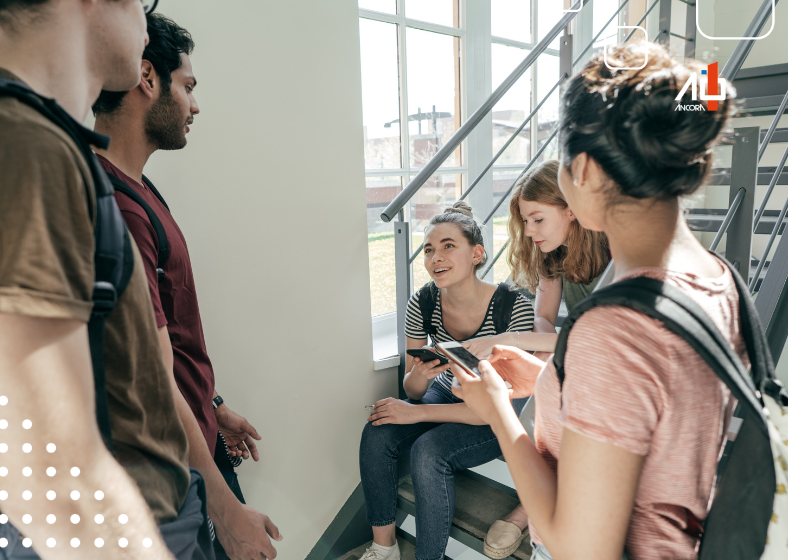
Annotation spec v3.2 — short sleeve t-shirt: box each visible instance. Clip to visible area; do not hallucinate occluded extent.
[405,284,535,394]
[98,156,219,455]
[0,73,190,523]
[530,264,742,559]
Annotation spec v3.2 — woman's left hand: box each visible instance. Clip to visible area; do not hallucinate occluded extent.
[450,360,514,427]
[367,398,424,425]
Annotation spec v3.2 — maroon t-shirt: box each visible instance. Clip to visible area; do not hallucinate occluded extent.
[99,155,218,454]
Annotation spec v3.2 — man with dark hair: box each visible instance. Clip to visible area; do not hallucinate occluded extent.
[93,12,281,560]
[0,1,212,559]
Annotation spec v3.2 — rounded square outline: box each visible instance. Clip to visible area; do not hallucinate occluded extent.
[563,0,583,13]
[603,26,648,71]
[696,0,775,40]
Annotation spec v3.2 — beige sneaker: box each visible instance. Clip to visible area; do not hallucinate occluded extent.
[360,542,401,560]
[484,519,526,559]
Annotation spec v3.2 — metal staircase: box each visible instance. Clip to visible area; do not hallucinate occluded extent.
[309,1,788,559]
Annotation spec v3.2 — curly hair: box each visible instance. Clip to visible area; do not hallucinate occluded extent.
[506,160,609,293]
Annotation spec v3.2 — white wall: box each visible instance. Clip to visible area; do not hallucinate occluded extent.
[142,1,398,557]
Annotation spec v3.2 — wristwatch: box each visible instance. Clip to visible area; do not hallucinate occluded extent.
[212,395,224,410]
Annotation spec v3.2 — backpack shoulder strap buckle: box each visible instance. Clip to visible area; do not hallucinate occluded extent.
[91,281,118,317]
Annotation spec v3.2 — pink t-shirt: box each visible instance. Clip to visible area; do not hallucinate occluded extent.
[530,265,744,559]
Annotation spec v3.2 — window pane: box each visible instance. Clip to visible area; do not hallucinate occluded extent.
[593,0,622,48]
[359,0,396,14]
[537,0,563,49]
[406,0,456,27]
[406,28,461,169]
[492,44,531,165]
[491,169,518,283]
[367,176,403,316]
[409,173,463,290]
[492,0,531,43]
[360,19,402,170]
[536,54,560,132]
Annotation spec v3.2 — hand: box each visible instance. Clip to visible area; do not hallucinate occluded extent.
[450,359,513,427]
[216,404,262,461]
[486,345,546,399]
[411,345,451,380]
[462,334,505,359]
[367,397,423,425]
[213,502,283,560]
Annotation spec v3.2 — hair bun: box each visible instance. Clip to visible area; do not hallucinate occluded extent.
[443,200,474,218]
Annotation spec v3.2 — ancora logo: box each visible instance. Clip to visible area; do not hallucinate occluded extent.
[675,62,726,112]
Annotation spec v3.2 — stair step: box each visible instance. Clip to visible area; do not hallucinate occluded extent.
[337,537,417,560]
[397,472,532,560]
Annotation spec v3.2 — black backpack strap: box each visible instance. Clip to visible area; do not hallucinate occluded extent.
[416,282,439,338]
[108,174,170,282]
[491,283,519,334]
[141,174,170,212]
[0,77,132,452]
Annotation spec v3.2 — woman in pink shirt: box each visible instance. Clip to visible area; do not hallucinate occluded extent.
[452,43,738,560]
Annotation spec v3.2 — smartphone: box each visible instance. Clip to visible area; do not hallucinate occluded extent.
[436,341,481,378]
[407,348,449,365]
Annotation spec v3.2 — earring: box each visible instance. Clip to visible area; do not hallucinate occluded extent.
[573,179,579,187]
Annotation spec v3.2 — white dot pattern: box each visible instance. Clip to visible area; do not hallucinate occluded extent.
[46,514,55,524]
[70,466,80,477]
[70,514,79,524]
[70,538,79,548]
[94,538,104,548]
[46,538,55,548]
[118,514,128,524]
[22,467,31,477]
[70,490,80,500]
[0,420,7,429]
[119,538,128,548]
[0,467,7,477]
[22,419,31,429]
[46,443,56,453]
[22,443,31,453]
[46,467,55,477]
[0,538,6,548]
[0,396,7,405]
[94,514,104,524]
[94,490,104,500]
[0,514,6,524]
[46,490,55,500]
[143,537,153,548]
[21,514,31,525]
[22,490,31,500]
[0,444,8,453]
[22,538,32,548]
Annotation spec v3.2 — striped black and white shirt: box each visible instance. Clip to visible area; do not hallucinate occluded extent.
[405,284,535,395]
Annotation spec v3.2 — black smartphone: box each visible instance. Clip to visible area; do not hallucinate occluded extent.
[436,342,481,377]
[407,348,449,365]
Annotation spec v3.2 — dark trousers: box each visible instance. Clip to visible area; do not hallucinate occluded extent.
[211,436,247,560]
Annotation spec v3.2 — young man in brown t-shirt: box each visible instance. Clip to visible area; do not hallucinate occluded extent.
[92,12,281,560]
[0,2,204,559]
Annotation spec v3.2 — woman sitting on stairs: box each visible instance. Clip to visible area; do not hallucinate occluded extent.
[460,160,609,558]
[358,201,535,560]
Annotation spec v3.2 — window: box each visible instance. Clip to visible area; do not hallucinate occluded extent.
[360,1,648,318]
[359,1,462,317]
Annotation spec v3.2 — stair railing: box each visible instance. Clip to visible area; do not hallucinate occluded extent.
[752,87,788,228]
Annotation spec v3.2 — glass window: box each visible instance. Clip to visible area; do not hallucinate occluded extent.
[360,19,401,170]
[536,54,560,131]
[492,0,531,43]
[492,43,532,165]
[367,176,403,316]
[406,28,461,169]
[409,173,463,290]
[593,0,623,48]
[491,169,519,283]
[537,0,563,49]
[358,0,396,15]
[406,0,457,27]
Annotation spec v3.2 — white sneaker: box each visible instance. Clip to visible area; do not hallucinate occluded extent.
[359,542,401,560]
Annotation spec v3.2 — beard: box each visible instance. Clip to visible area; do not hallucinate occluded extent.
[144,88,188,151]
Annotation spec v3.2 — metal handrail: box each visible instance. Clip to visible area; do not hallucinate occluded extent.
[754,142,788,231]
[751,183,788,292]
[380,0,589,223]
[481,239,509,279]
[758,88,788,162]
[407,75,567,264]
[573,0,631,66]
[720,0,780,82]
[482,128,560,226]
[709,188,745,251]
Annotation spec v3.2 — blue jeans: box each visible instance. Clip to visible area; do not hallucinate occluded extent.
[359,383,527,560]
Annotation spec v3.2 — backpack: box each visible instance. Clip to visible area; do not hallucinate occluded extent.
[552,257,788,560]
[416,281,521,339]
[106,174,170,283]
[0,77,134,452]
